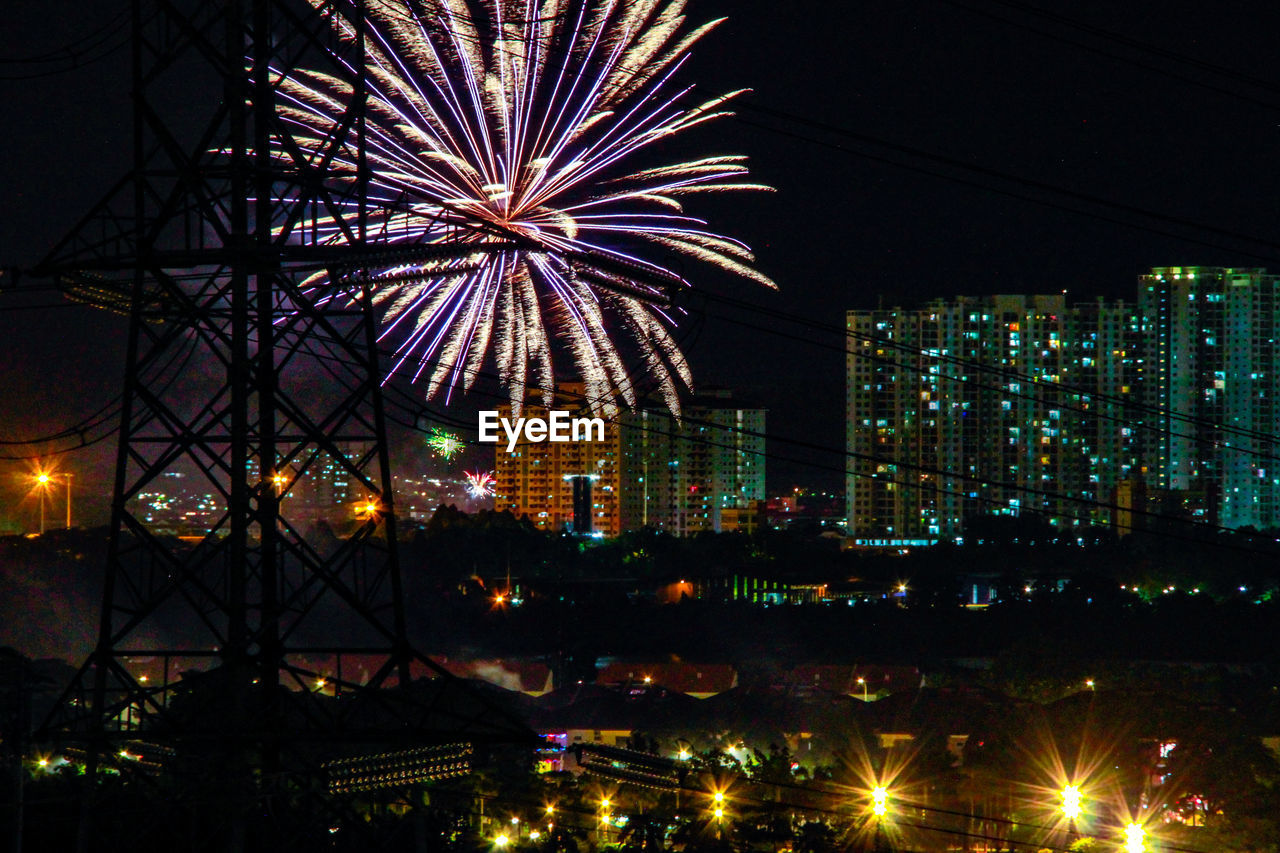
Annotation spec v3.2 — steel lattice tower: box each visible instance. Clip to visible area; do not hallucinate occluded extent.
[32,1,530,849]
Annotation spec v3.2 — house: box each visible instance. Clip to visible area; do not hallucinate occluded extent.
[596,662,737,699]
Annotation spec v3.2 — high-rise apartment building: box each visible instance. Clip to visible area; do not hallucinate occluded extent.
[1139,266,1280,528]
[846,294,1144,539]
[492,387,765,536]
[847,267,1280,538]
[618,391,766,535]
[492,386,622,536]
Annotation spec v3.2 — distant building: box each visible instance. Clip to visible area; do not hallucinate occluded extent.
[719,500,765,535]
[1139,266,1280,529]
[492,385,622,536]
[494,387,765,537]
[617,390,766,535]
[845,294,1142,539]
[847,267,1280,537]
[596,661,738,699]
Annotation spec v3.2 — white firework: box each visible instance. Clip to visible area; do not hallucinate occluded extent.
[278,0,774,414]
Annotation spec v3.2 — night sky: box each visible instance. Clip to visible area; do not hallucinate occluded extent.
[4,0,1280,525]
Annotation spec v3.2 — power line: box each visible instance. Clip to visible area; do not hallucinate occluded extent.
[421,4,1280,267]
[0,8,128,65]
[936,0,1280,113]
[692,286,1280,463]
[964,0,1280,103]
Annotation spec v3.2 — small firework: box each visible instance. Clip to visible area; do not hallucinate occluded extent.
[427,427,464,460]
[464,471,496,500]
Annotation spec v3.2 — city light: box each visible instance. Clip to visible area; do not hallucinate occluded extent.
[872,786,889,817]
[1123,822,1145,853]
[493,834,509,848]
[29,465,70,534]
[1061,784,1082,820]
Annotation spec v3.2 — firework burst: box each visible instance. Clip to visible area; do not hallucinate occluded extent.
[279,0,773,414]
[464,470,497,499]
[427,427,465,459]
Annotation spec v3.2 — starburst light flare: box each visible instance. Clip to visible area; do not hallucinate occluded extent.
[279,0,774,415]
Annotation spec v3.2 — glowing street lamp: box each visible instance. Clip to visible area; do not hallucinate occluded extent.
[31,470,54,534]
[871,786,889,817]
[1123,822,1145,853]
[857,676,868,702]
[597,797,612,842]
[35,472,51,534]
[1061,784,1082,820]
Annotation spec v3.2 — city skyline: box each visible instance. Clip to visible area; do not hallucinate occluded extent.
[3,4,1280,848]
[10,260,1280,540]
[846,266,1280,539]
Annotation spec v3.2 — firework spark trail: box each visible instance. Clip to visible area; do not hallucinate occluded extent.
[464,470,497,499]
[427,427,465,459]
[278,0,773,415]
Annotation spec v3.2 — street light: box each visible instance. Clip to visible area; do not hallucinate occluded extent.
[598,797,612,844]
[1061,784,1082,820]
[857,676,868,702]
[710,789,727,840]
[871,786,888,817]
[34,471,51,534]
[30,469,70,533]
[1123,822,1145,853]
